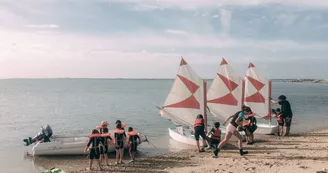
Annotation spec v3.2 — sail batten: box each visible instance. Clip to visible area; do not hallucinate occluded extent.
[207,58,244,119]
[160,58,205,127]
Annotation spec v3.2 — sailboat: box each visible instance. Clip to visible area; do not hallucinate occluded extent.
[158,58,246,146]
[158,58,209,145]
[207,58,244,123]
[243,62,278,134]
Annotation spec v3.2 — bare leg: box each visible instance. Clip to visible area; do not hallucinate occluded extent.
[129,149,133,160]
[88,159,93,170]
[99,154,103,165]
[119,148,124,163]
[105,154,108,165]
[115,149,119,163]
[233,131,248,155]
[97,159,103,170]
[196,140,200,151]
[233,131,243,149]
[218,132,233,149]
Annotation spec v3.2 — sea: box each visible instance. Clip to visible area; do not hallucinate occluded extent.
[0,79,328,173]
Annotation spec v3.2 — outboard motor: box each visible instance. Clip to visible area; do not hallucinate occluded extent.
[23,125,53,146]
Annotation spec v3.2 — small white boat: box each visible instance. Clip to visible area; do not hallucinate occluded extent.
[24,125,147,156]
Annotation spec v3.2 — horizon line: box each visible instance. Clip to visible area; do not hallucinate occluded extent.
[0,78,325,80]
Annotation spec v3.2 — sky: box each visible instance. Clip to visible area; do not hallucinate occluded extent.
[0,0,328,79]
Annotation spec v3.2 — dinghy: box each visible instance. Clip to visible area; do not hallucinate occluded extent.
[208,58,277,135]
[158,58,244,146]
[244,62,278,134]
[23,125,147,156]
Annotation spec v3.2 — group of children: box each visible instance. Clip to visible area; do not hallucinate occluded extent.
[84,120,141,171]
[194,105,258,158]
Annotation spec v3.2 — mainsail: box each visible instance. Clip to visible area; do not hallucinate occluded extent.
[244,62,272,120]
[159,58,206,127]
[207,58,244,119]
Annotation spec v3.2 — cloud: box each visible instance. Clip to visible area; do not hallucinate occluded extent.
[25,24,60,29]
[105,0,328,10]
[219,9,232,34]
[165,30,189,36]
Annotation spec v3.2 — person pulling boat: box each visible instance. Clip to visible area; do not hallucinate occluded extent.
[194,114,210,152]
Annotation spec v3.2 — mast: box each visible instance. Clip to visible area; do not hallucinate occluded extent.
[241,79,245,109]
[268,80,272,126]
[203,79,208,133]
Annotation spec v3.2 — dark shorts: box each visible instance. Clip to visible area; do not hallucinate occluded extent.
[194,126,206,141]
[209,139,220,148]
[100,145,108,154]
[130,142,138,152]
[116,140,124,149]
[285,117,292,127]
[247,125,257,134]
[89,148,100,160]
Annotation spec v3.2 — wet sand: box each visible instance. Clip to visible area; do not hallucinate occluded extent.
[34,128,328,173]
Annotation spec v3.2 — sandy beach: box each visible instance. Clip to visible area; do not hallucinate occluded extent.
[35,128,328,173]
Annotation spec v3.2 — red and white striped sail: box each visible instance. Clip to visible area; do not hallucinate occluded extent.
[207,58,244,119]
[159,58,206,127]
[244,62,272,120]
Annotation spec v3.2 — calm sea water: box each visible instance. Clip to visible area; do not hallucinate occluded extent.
[0,79,328,173]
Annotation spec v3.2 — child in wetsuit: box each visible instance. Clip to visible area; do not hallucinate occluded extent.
[114,123,126,164]
[99,127,112,166]
[84,129,103,171]
[128,127,141,163]
[243,114,257,145]
[275,108,284,136]
[205,122,221,150]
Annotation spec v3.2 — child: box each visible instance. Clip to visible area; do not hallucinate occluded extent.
[84,129,103,171]
[99,127,112,166]
[205,122,221,150]
[194,114,209,152]
[275,108,284,136]
[127,127,141,163]
[114,123,126,164]
[243,113,257,145]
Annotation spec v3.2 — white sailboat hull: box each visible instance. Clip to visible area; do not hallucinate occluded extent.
[255,123,278,135]
[168,126,246,146]
[31,133,147,156]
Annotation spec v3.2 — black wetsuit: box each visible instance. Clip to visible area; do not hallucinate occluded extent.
[279,100,293,126]
[87,136,101,159]
[129,135,140,152]
[114,132,126,149]
[244,116,257,134]
[99,136,112,154]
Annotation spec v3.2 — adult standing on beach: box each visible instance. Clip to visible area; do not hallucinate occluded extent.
[271,95,293,136]
[213,106,251,158]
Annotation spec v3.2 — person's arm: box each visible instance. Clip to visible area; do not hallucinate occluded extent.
[223,115,234,125]
[85,138,92,153]
[270,97,279,104]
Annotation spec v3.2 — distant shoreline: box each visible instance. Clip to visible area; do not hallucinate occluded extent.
[280,79,328,84]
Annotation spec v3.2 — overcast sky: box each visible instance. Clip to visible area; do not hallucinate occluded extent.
[0,0,327,79]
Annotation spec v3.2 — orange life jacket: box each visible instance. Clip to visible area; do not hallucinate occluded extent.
[277,114,283,122]
[194,118,204,128]
[114,128,125,134]
[243,120,251,127]
[212,128,221,140]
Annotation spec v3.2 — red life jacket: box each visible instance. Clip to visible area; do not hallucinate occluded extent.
[212,128,221,140]
[194,118,204,128]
